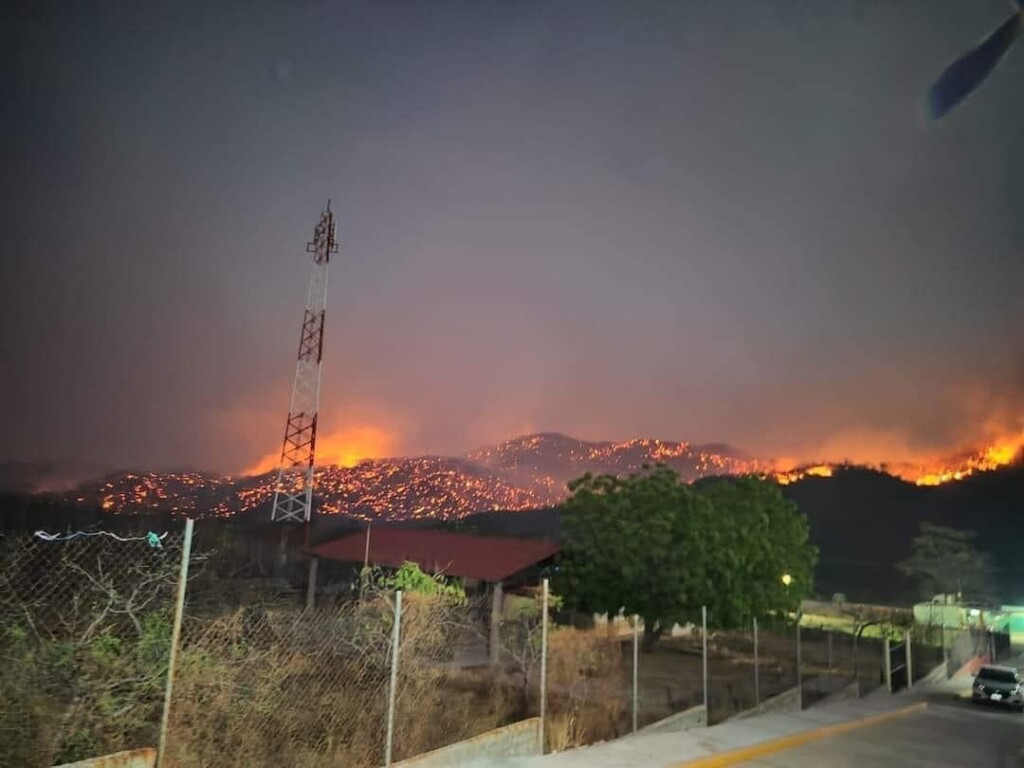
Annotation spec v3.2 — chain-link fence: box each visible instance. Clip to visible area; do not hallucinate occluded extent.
[3,527,953,767]
[544,622,628,751]
[707,619,798,723]
[616,611,897,732]
[163,554,534,768]
[165,596,393,766]
[0,529,186,767]
[388,592,522,763]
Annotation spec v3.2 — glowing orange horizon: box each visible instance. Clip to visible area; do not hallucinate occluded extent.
[769,431,1024,487]
[243,424,396,476]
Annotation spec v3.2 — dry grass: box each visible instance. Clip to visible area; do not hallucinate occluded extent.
[545,627,627,752]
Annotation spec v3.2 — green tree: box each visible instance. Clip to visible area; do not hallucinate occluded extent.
[694,476,816,626]
[555,467,816,649]
[897,523,997,603]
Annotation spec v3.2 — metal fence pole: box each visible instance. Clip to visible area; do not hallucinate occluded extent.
[883,636,892,692]
[305,556,318,610]
[540,578,549,752]
[156,517,194,768]
[385,590,403,767]
[905,629,913,688]
[753,617,760,707]
[941,621,947,668]
[827,630,833,678]
[795,622,803,710]
[632,614,639,733]
[701,606,708,725]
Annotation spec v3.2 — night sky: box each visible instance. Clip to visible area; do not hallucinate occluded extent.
[2,1,1022,475]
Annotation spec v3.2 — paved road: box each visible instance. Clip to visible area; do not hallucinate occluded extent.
[735,698,1024,767]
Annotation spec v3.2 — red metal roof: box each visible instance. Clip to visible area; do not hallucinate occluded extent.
[310,528,560,582]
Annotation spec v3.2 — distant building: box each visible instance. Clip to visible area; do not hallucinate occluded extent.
[310,528,560,664]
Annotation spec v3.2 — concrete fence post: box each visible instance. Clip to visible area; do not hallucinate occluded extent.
[632,614,639,733]
[753,616,760,707]
[539,578,549,753]
[385,590,403,767]
[156,518,194,768]
[701,606,708,725]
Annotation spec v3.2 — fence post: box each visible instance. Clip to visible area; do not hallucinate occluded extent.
[305,556,318,610]
[701,605,708,725]
[539,578,549,752]
[753,616,760,707]
[941,621,948,670]
[827,630,833,678]
[632,614,639,733]
[883,636,892,692]
[156,517,194,768]
[796,622,803,710]
[385,590,403,767]
[905,629,913,688]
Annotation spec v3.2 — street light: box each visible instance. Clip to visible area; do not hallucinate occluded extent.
[781,573,793,587]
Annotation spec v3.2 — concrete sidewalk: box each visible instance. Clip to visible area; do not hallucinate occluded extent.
[461,693,922,768]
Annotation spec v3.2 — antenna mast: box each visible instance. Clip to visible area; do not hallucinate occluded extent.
[271,202,337,523]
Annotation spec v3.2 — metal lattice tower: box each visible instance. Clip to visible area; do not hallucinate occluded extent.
[271,202,337,523]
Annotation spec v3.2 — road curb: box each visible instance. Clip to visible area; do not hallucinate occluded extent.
[673,702,928,767]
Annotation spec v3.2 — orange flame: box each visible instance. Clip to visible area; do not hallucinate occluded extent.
[244,425,396,476]
[773,464,834,485]
[911,431,1024,486]
[769,431,1024,487]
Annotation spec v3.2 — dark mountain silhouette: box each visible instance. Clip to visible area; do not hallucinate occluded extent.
[782,464,1024,604]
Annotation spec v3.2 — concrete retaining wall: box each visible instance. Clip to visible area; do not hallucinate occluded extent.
[921,659,948,685]
[392,718,541,767]
[632,705,706,735]
[818,679,861,706]
[730,686,801,721]
[56,748,156,768]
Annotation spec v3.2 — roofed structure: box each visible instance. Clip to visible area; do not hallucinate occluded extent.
[309,528,559,582]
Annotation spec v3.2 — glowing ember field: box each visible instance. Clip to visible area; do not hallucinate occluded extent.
[66,432,1023,520]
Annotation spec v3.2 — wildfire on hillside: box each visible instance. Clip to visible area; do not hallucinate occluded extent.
[766,431,1024,487]
[772,465,834,485]
[906,432,1024,486]
[69,430,1024,521]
